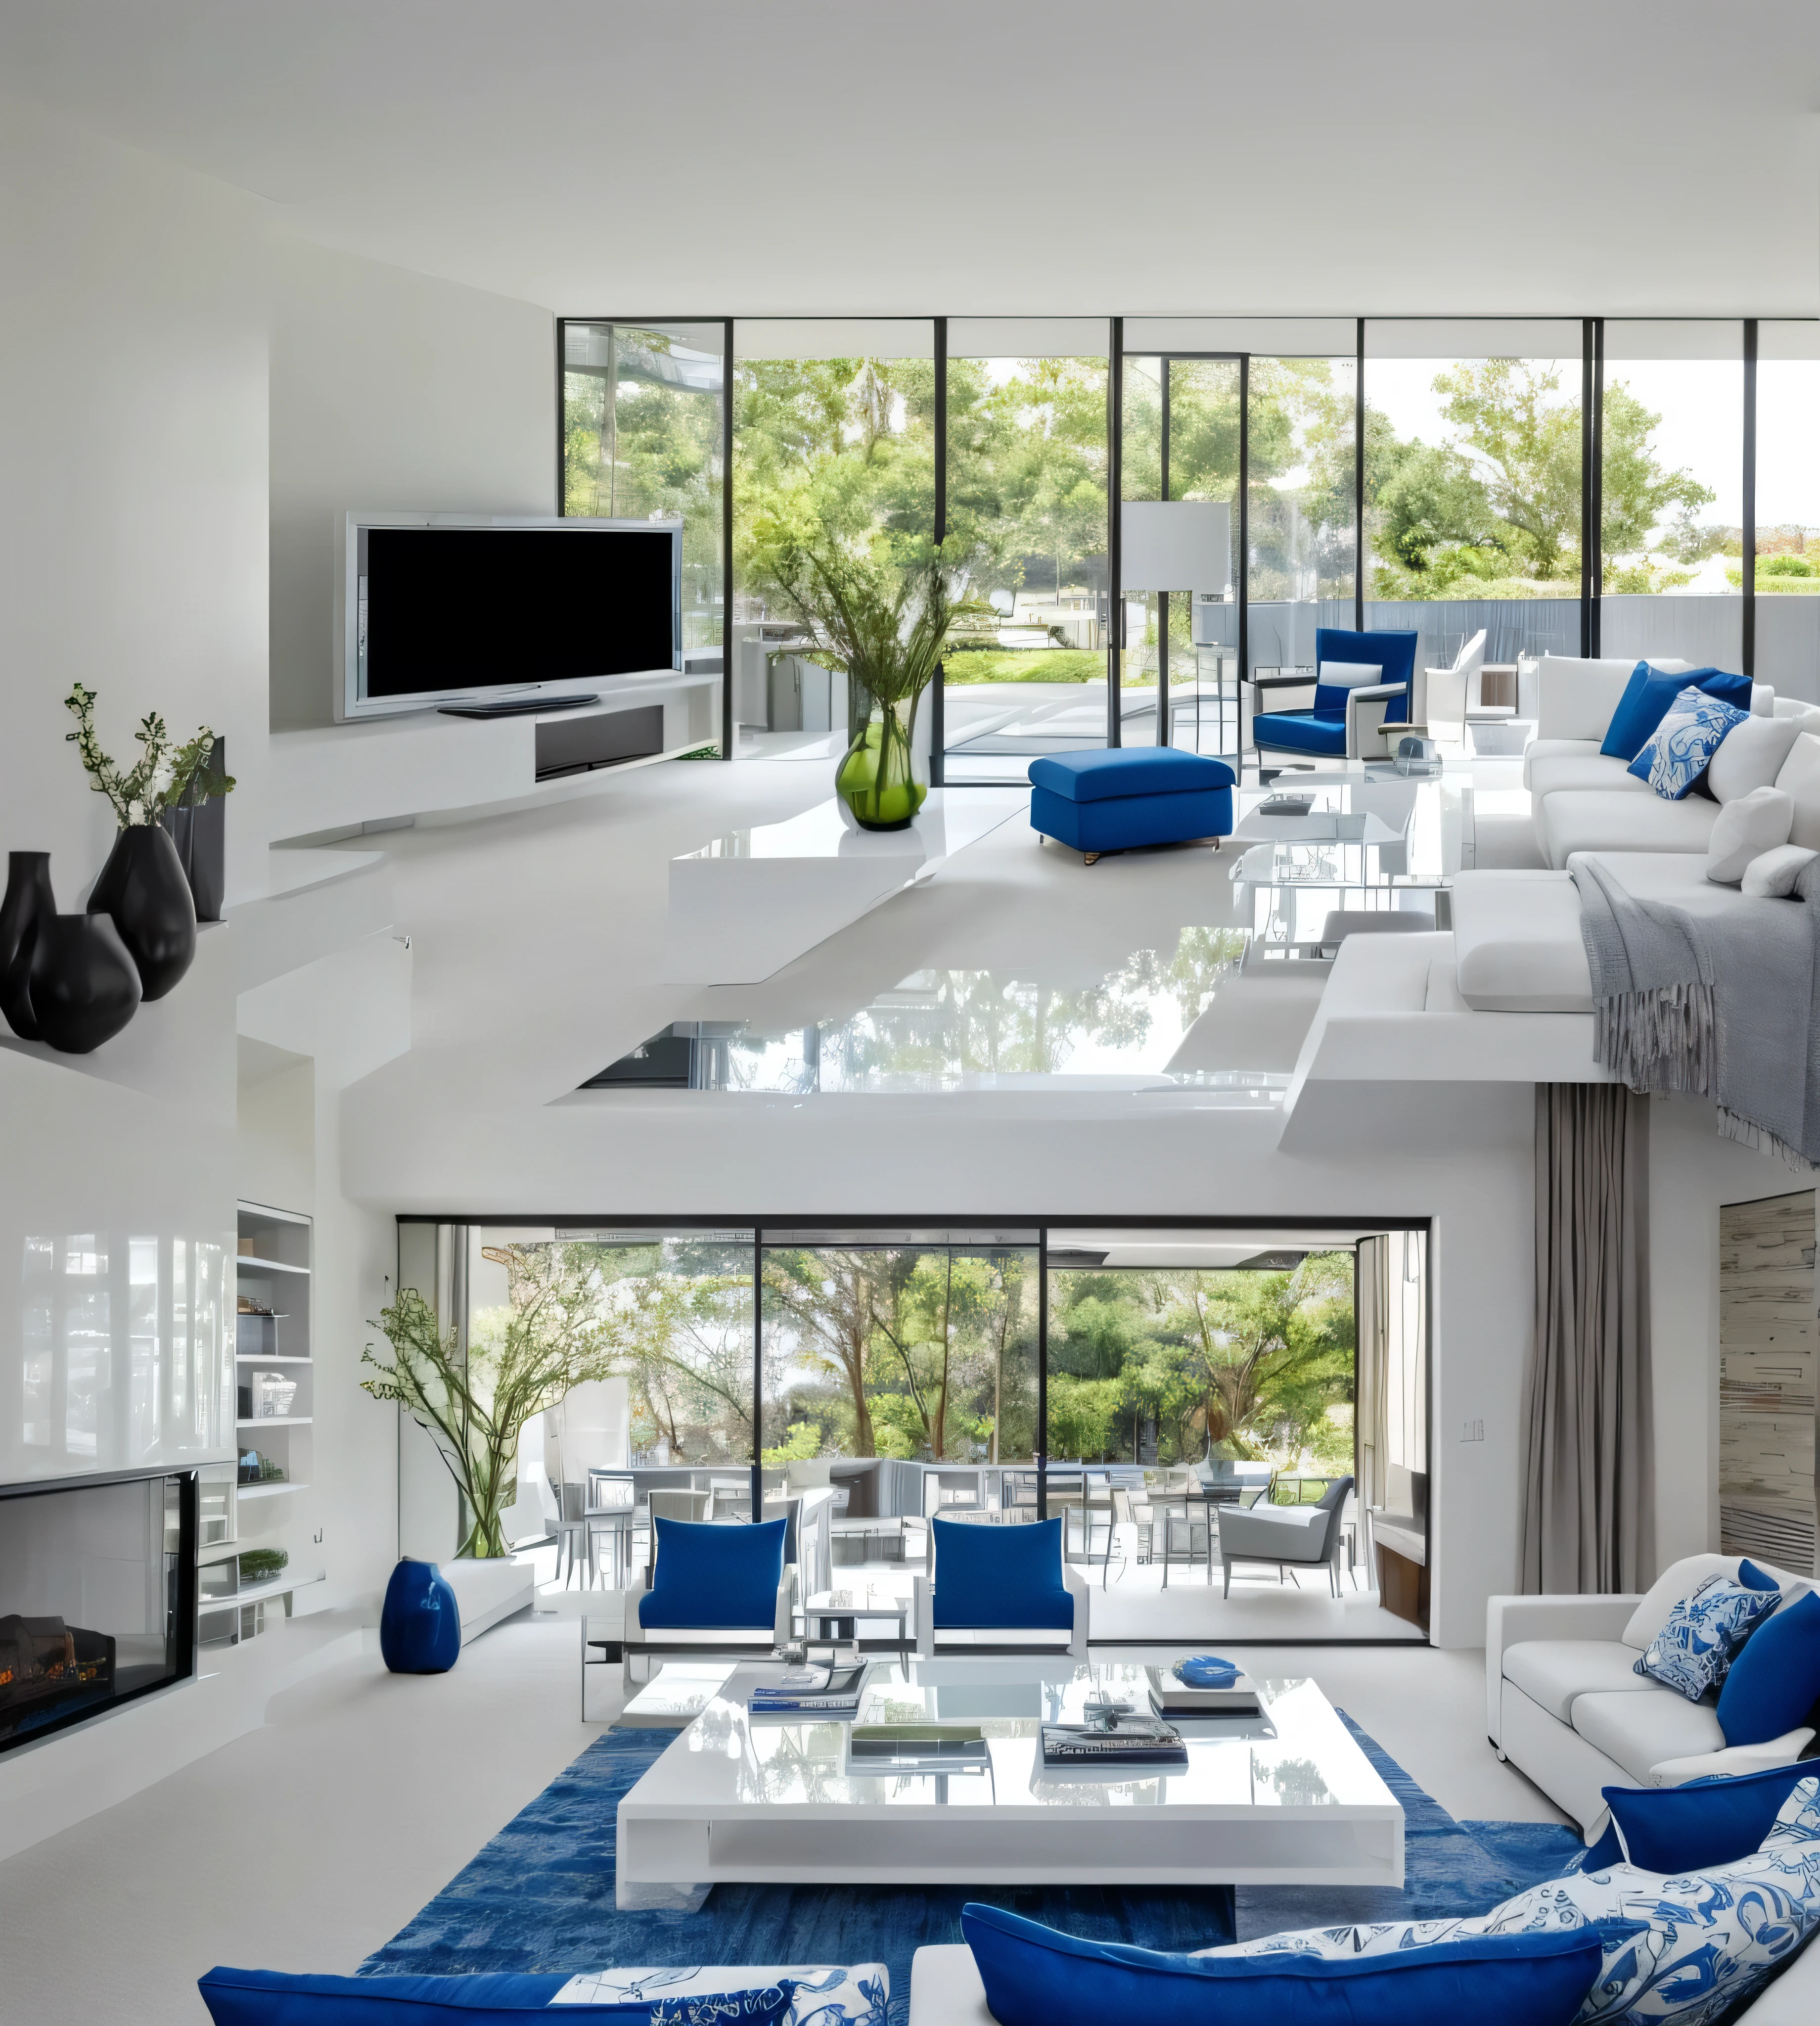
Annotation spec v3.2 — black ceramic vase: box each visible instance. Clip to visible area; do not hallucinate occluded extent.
[8,911,141,1054]
[0,851,56,1039]
[88,823,197,1000]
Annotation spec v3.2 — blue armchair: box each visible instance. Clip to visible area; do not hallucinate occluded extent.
[1251,631,1419,761]
[620,1515,793,1687]
[914,1516,1089,1656]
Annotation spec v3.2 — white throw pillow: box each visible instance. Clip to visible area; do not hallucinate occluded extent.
[1741,844,1819,898]
[1706,712,1802,802]
[1316,661,1384,690]
[1774,732,1820,851]
[1705,785,1794,884]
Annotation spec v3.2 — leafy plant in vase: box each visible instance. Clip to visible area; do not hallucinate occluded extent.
[765,538,956,831]
[361,1243,620,1560]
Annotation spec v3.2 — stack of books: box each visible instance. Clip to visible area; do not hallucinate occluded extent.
[847,1723,990,1774]
[747,1662,869,1719]
[1146,1663,1261,1718]
[1041,1716,1187,1768]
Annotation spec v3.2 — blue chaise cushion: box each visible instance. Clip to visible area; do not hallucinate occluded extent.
[1027,748,1234,801]
[1583,1759,1820,1875]
[1600,663,1752,761]
[637,1516,786,1630]
[1314,627,1418,720]
[198,1967,798,2023]
[1250,710,1345,755]
[1718,1589,1820,1746]
[959,1904,1604,2026]
[932,1515,1073,1630]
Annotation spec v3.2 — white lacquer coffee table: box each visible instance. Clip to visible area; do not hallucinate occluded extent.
[615,1658,1402,1907]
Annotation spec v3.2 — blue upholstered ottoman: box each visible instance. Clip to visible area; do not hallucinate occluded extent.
[1028,748,1235,862]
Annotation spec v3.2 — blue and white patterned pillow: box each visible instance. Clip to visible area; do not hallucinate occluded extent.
[1633,1570,1779,1700]
[1627,686,1748,800]
[551,1967,889,2023]
[1202,1776,1820,2025]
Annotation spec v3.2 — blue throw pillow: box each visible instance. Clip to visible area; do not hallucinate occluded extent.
[198,1968,798,2023]
[1627,686,1749,800]
[638,1516,786,1630]
[959,1903,1604,2026]
[1591,1760,1820,1873]
[1601,663,1748,761]
[1739,1557,1782,1592]
[931,1516,1072,1630]
[1718,1590,1820,1746]
[1633,1570,1779,1699]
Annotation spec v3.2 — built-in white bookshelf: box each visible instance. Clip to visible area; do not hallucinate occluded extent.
[198,1201,322,1644]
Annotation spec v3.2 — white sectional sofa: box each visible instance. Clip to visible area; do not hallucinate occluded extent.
[1488,1553,1818,1838]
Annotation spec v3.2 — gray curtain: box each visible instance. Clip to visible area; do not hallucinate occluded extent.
[1521,1084,1654,1593]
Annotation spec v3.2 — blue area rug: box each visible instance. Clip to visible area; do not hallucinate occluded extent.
[364,1714,1583,2023]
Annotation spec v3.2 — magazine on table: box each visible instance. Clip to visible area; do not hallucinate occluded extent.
[747,1661,871,1714]
[1041,1716,1187,1768]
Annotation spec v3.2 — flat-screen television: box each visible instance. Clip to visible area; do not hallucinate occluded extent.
[338,513,682,720]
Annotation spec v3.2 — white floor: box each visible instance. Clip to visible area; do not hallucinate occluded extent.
[0,1605,1565,2025]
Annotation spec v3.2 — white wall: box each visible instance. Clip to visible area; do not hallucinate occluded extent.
[0,93,272,909]
[268,239,553,732]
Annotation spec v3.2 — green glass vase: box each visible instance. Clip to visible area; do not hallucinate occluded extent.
[836,692,928,831]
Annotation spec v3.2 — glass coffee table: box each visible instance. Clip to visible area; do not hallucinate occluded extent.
[615,1658,1402,1908]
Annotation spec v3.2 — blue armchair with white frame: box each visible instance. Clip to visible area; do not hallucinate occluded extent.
[620,1515,794,1688]
[914,1516,1089,1657]
[1251,630,1420,761]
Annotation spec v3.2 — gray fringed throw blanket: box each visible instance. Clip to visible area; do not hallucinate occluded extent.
[1571,851,1820,1168]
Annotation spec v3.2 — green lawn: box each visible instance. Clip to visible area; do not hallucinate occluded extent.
[943,648,1104,686]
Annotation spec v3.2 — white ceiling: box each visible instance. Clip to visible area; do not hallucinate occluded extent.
[3,0,1817,319]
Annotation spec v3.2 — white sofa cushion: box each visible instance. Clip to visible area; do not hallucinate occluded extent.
[1522,736,1601,790]
[1502,1638,1670,1722]
[1536,655,1691,742]
[1707,785,1796,883]
[1743,844,1820,898]
[1450,870,1593,1012]
[1774,732,1820,851]
[1571,1684,1727,1783]
[1538,788,1719,866]
[1773,695,1820,730]
[1525,749,1652,800]
[1709,713,1803,801]
[1622,1553,1742,1648]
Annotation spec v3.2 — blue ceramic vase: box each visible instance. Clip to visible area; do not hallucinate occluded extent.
[379,1558,461,1674]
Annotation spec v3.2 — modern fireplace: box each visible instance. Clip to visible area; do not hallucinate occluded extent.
[0,1470,197,1754]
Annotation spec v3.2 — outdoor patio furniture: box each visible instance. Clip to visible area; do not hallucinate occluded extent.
[1216,1473,1356,1597]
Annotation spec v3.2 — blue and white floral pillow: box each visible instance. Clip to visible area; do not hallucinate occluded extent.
[551,1967,889,2023]
[1633,1569,1779,1700]
[1202,1776,1820,2025]
[1628,685,1748,801]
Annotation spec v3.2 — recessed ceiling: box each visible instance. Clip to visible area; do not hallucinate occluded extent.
[2,1,1816,318]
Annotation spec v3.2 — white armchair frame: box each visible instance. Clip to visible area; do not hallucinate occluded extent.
[913,1559,1090,1658]
[1344,684,1413,760]
[1422,629,1487,730]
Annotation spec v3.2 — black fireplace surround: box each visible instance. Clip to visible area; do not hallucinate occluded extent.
[0,1469,197,1754]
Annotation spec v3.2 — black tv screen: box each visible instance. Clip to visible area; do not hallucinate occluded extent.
[361,526,678,701]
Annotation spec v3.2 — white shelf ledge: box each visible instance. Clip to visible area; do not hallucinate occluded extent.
[235,1353,312,1364]
[236,1480,307,1499]
[235,1256,311,1276]
[236,1416,312,1428]
[198,1570,324,1611]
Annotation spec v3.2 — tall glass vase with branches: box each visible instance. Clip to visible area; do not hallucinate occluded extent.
[361,1244,619,1559]
[762,534,959,830]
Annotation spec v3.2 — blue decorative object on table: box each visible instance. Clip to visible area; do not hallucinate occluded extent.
[1175,1655,1240,1689]
[1632,1569,1778,1699]
[1627,685,1749,800]
[379,1558,461,1675]
[638,1516,786,1630]
[959,1902,1605,2026]
[1717,1589,1820,1746]
[930,1515,1073,1630]
[197,1965,804,2023]
[1599,662,1752,761]
[1028,748,1233,860]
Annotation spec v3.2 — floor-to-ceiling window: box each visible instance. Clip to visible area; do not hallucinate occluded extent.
[731,320,935,757]
[560,322,726,659]
[1364,321,1585,711]
[1748,323,1819,693]
[1598,322,1743,671]
[941,321,1111,782]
